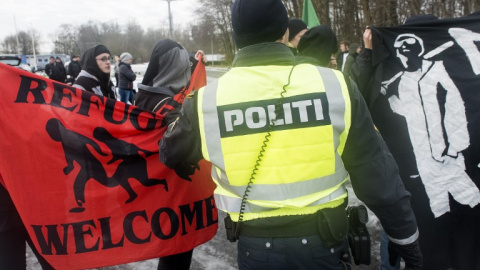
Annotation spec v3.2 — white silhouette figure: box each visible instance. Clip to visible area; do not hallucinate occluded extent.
[381,33,480,217]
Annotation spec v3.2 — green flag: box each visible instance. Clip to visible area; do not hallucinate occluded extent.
[302,0,321,27]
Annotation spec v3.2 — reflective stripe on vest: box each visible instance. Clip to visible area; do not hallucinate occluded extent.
[198,64,351,216]
[214,182,347,213]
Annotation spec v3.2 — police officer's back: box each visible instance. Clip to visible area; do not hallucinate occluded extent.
[159,0,422,269]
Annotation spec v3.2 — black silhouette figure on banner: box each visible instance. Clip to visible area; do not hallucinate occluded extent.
[46,118,110,212]
[46,118,167,213]
[380,33,480,217]
[93,127,168,203]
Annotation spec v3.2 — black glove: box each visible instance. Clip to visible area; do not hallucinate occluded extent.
[388,239,423,270]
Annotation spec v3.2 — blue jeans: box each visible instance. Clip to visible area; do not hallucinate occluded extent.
[380,230,401,270]
[119,88,134,104]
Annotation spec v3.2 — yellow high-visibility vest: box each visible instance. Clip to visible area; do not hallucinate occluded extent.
[197,64,352,221]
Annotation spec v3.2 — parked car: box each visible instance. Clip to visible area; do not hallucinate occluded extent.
[0,55,21,66]
[0,55,34,72]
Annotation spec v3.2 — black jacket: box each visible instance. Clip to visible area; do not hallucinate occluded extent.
[159,42,419,243]
[343,44,360,79]
[45,63,63,82]
[118,62,136,90]
[134,84,177,114]
[67,60,82,80]
[73,70,116,98]
[56,60,67,83]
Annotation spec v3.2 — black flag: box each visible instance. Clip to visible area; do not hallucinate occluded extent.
[364,16,480,269]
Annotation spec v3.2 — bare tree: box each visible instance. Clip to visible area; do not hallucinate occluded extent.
[283,0,300,18]
[143,27,169,59]
[99,22,123,58]
[318,0,332,26]
[1,30,40,54]
[361,0,373,26]
[77,21,102,54]
[53,24,80,56]
[189,19,217,54]
[196,0,235,64]
[122,20,145,61]
[40,0,478,67]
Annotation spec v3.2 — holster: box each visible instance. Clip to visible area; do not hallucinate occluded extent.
[346,205,371,265]
[317,206,349,247]
[224,215,238,242]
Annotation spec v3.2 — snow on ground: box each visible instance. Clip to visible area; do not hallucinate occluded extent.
[26,183,383,270]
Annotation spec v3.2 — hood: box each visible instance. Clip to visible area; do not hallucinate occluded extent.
[349,43,360,54]
[142,39,191,93]
[80,44,111,87]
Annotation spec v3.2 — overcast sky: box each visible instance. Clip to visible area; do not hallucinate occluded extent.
[1,0,197,53]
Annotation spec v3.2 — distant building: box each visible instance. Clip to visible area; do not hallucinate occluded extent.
[205,54,226,66]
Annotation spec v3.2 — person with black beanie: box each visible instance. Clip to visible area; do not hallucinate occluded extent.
[297,25,338,67]
[287,18,308,55]
[159,0,422,269]
[55,56,67,83]
[45,56,62,82]
[67,55,82,85]
[73,45,116,99]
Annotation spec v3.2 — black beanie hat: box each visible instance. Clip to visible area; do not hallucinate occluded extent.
[80,44,111,91]
[94,44,110,57]
[231,0,289,49]
[288,19,308,41]
[298,25,338,67]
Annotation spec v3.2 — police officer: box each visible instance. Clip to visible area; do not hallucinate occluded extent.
[159,0,423,269]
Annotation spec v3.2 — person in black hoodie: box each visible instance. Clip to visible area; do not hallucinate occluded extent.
[134,39,194,270]
[118,52,137,104]
[55,56,67,83]
[134,39,192,114]
[73,45,116,99]
[45,56,62,82]
[67,55,82,85]
[342,43,361,79]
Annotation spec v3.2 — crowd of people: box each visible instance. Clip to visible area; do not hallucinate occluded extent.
[1,0,479,269]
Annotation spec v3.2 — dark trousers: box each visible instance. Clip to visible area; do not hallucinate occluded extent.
[0,185,54,270]
[157,250,193,270]
[0,228,27,269]
[0,229,54,270]
[237,234,351,270]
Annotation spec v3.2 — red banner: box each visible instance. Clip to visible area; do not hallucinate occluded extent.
[0,63,217,269]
